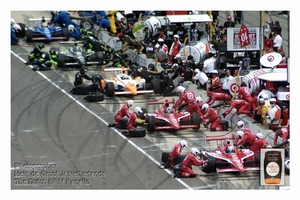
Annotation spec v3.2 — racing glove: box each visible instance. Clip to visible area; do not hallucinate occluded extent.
[135,118,145,125]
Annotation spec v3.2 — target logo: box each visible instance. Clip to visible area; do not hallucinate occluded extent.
[267,55,275,62]
[286,94,290,100]
[230,83,240,93]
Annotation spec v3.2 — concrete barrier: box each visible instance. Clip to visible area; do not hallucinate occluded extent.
[97,30,278,145]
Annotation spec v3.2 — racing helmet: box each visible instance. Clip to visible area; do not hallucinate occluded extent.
[148,63,155,71]
[194,68,200,74]
[201,103,209,111]
[236,130,244,139]
[191,148,200,156]
[11,18,16,26]
[165,107,172,114]
[173,34,180,40]
[80,67,87,74]
[180,140,188,148]
[176,85,186,95]
[236,121,244,131]
[226,146,235,153]
[38,43,45,49]
[158,38,164,45]
[270,98,276,105]
[155,44,160,49]
[68,24,75,32]
[259,98,265,105]
[135,107,143,114]
[256,133,264,139]
[127,100,134,107]
[196,96,202,102]
[262,93,269,100]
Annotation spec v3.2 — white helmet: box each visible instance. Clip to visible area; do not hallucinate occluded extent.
[270,98,276,105]
[176,86,186,94]
[127,100,134,107]
[195,68,200,73]
[180,140,188,148]
[135,107,143,114]
[155,44,160,49]
[165,107,172,114]
[196,96,202,102]
[11,18,16,26]
[236,130,244,139]
[237,120,244,131]
[256,133,264,139]
[262,93,269,100]
[191,148,200,156]
[158,38,164,42]
[68,24,75,32]
[173,34,180,39]
[201,103,209,111]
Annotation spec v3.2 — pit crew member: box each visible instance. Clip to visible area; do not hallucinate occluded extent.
[108,100,134,127]
[267,98,282,130]
[273,126,290,146]
[234,121,256,148]
[222,99,250,118]
[200,103,224,131]
[206,91,231,106]
[121,107,145,136]
[25,43,45,65]
[237,82,256,113]
[168,140,188,169]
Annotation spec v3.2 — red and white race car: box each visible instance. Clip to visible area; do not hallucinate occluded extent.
[200,136,259,173]
[144,99,201,133]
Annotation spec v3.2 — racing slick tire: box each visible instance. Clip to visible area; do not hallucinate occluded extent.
[129,128,146,137]
[75,85,94,95]
[83,93,104,102]
[201,155,216,173]
[62,28,70,41]
[119,118,128,129]
[161,152,170,164]
[173,155,187,165]
[151,78,161,94]
[191,113,201,130]
[57,54,66,68]
[146,116,156,133]
[285,158,290,175]
[80,19,94,31]
[106,82,115,97]
[26,29,33,42]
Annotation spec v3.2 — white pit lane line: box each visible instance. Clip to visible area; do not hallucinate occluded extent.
[11,50,194,190]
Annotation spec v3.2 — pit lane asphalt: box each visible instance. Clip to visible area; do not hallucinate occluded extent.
[10,11,280,190]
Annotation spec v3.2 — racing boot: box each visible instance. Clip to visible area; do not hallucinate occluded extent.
[173,171,182,178]
[107,123,116,127]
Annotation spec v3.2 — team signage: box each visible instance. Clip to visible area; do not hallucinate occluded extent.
[227,27,260,51]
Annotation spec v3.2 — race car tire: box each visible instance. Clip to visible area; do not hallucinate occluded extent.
[173,155,187,165]
[119,118,128,129]
[151,78,161,94]
[80,19,94,31]
[191,113,201,130]
[75,85,94,95]
[146,116,156,133]
[57,54,66,68]
[26,29,33,42]
[129,128,146,137]
[106,82,115,97]
[17,23,26,37]
[62,28,70,41]
[285,158,290,175]
[161,152,170,164]
[83,93,104,102]
[201,156,216,173]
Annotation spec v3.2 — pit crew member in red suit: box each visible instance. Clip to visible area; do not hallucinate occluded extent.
[206,91,231,106]
[121,107,145,136]
[208,70,222,93]
[174,148,206,178]
[234,121,256,147]
[279,105,289,127]
[250,133,269,156]
[168,140,188,169]
[169,35,181,64]
[267,98,282,131]
[273,126,290,146]
[108,100,134,127]
[173,86,202,117]
[222,99,250,118]
[200,103,223,131]
[237,82,256,112]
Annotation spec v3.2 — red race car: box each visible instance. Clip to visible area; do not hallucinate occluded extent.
[144,99,201,133]
[200,136,259,173]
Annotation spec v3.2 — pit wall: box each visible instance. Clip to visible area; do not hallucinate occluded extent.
[97,30,278,145]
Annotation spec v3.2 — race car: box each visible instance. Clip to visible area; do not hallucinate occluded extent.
[25,17,69,42]
[57,41,103,68]
[144,99,201,133]
[200,136,259,173]
[104,67,161,97]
